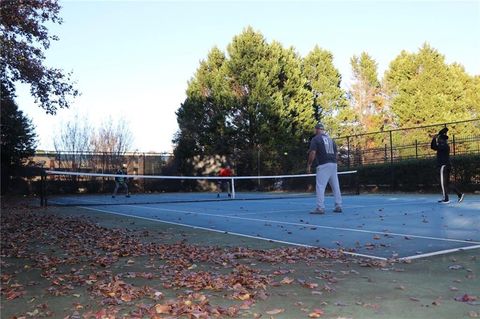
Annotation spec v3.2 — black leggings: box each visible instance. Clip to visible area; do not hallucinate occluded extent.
[217,180,231,194]
[439,165,461,201]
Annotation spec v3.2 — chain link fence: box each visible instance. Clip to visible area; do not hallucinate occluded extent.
[33,150,173,175]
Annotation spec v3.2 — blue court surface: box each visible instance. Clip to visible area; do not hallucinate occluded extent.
[52,193,480,261]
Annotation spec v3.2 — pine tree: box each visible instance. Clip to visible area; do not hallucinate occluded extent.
[1,89,37,193]
[302,46,348,133]
[384,43,479,144]
[174,27,318,175]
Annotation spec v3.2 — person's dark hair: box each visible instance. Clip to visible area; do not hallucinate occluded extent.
[437,127,449,140]
[438,133,449,140]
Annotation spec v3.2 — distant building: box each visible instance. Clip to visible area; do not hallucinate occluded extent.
[32,150,173,175]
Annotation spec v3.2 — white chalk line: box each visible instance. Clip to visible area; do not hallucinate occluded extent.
[77,206,387,261]
[54,203,480,261]
[399,245,480,261]
[116,204,480,245]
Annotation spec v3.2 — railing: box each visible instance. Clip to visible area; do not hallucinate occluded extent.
[33,151,174,175]
[334,119,480,168]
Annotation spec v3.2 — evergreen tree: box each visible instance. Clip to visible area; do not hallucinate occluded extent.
[302,46,348,132]
[1,89,37,193]
[174,27,318,175]
[384,43,479,144]
[174,47,234,174]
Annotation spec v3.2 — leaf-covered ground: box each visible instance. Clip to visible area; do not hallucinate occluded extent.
[1,201,479,319]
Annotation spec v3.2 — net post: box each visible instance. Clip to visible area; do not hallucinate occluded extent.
[40,170,47,207]
[231,177,236,199]
[346,136,351,169]
[389,130,394,191]
[355,171,360,195]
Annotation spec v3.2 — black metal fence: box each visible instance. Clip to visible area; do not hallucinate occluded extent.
[7,119,477,197]
[32,119,479,177]
[334,119,480,169]
[33,150,174,175]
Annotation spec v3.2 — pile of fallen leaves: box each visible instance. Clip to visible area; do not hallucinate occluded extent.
[0,206,401,318]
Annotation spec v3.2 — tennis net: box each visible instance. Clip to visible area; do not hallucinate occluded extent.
[41,170,359,206]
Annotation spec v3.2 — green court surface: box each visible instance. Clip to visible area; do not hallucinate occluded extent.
[1,198,479,319]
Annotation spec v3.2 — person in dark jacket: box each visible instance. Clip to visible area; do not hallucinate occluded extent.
[112,164,130,198]
[430,127,464,204]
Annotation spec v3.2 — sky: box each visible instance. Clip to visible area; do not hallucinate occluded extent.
[15,0,480,153]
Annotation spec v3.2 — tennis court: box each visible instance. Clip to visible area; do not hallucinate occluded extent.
[47,191,480,261]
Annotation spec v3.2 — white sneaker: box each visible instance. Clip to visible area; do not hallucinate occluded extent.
[458,194,464,203]
[438,199,450,204]
[333,206,343,213]
[310,208,325,215]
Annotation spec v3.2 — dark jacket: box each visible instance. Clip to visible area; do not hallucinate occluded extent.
[114,169,126,183]
[430,136,450,167]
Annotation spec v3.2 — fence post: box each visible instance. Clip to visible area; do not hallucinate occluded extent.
[384,144,387,163]
[389,131,394,191]
[452,135,456,156]
[415,140,418,159]
[143,153,146,192]
[257,146,261,188]
[347,136,351,169]
[40,171,47,207]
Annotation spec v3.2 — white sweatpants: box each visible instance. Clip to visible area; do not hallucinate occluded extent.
[316,163,342,209]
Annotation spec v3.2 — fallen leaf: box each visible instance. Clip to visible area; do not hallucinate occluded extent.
[304,282,319,289]
[237,293,251,301]
[266,308,285,315]
[455,294,477,302]
[448,264,464,270]
[154,304,171,314]
[308,308,324,318]
[280,277,294,284]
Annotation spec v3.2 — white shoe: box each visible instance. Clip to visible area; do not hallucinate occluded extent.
[458,194,464,203]
[333,206,342,213]
[310,208,325,215]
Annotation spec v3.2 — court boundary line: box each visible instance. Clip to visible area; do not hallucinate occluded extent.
[124,204,480,245]
[59,204,480,261]
[49,195,467,211]
[255,199,458,209]
[399,244,480,261]
[225,204,433,216]
[77,206,387,261]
